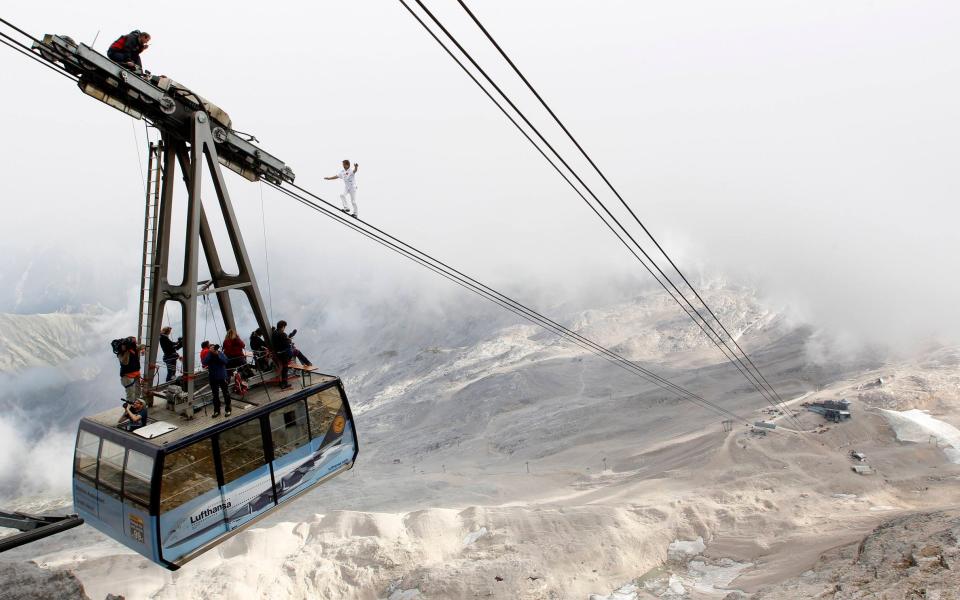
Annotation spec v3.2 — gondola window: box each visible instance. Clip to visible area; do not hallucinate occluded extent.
[98,439,126,491]
[160,439,218,513]
[219,419,268,485]
[74,430,100,480]
[123,450,154,505]
[306,388,343,438]
[269,401,309,460]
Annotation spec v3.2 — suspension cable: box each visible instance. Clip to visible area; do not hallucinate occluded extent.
[0,17,42,45]
[409,0,802,429]
[398,0,803,429]
[0,31,77,83]
[453,0,795,422]
[270,184,736,420]
[266,179,750,424]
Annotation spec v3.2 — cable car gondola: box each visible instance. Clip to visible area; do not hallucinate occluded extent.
[73,375,357,569]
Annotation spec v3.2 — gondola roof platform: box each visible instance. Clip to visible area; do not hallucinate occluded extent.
[85,372,338,448]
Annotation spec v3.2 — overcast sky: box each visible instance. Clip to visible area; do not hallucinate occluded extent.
[1,0,958,348]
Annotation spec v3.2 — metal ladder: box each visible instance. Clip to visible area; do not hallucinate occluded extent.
[137,141,163,383]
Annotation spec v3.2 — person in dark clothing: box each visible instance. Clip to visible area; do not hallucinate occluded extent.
[118,398,148,431]
[250,328,272,371]
[201,344,231,417]
[106,30,151,71]
[158,326,183,382]
[271,321,295,389]
[271,321,314,389]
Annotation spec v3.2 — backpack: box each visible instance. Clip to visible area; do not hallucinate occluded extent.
[232,371,249,397]
[109,31,141,52]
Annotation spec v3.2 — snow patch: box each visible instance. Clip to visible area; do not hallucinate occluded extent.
[386,589,423,600]
[881,409,960,463]
[686,558,751,593]
[667,536,705,560]
[642,538,750,598]
[666,575,686,595]
[832,493,859,500]
[590,582,639,600]
[462,526,487,546]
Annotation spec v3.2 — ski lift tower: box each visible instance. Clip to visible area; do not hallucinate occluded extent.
[34,34,295,404]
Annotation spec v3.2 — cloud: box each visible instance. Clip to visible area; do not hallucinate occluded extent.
[0,348,119,500]
[2,1,957,351]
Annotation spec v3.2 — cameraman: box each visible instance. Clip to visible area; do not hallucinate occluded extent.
[159,326,183,382]
[116,336,141,403]
[118,398,148,432]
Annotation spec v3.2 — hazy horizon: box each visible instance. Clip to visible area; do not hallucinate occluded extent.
[1,1,958,346]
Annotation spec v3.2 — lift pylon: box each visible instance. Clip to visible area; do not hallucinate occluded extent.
[142,112,273,402]
[27,33,297,405]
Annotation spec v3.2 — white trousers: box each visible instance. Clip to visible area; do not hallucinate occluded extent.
[340,189,358,216]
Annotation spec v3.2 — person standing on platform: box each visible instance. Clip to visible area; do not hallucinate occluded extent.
[324,159,359,218]
[115,336,141,403]
[158,326,183,382]
[201,344,232,418]
[271,320,295,390]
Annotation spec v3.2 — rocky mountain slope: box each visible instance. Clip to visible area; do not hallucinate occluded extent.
[2,284,959,599]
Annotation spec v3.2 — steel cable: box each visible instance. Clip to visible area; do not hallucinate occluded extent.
[399,0,804,429]
[454,0,796,424]
[0,32,77,82]
[265,180,750,424]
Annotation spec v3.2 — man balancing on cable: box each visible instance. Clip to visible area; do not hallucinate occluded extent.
[107,30,151,73]
[324,159,359,218]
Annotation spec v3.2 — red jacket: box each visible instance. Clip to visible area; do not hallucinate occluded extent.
[223,337,246,359]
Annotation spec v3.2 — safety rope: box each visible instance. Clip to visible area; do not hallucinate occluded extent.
[259,181,275,323]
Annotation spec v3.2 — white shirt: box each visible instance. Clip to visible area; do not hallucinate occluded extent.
[338,168,357,191]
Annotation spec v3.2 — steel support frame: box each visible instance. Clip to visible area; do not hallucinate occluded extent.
[143,112,272,402]
[0,511,84,552]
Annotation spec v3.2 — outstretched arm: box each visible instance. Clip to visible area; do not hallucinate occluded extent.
[353,163,359,173]
[324,175,338,180]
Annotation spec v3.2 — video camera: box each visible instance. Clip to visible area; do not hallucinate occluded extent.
[111,338,135,355]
